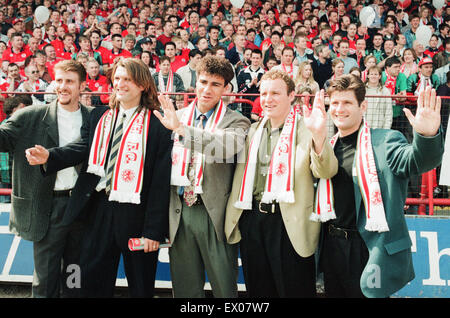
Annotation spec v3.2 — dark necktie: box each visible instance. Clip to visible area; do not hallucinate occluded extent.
[105,113,126,194]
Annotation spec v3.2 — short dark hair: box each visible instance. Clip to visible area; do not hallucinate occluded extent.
[189,49,203,59]
[385,56,401,68]
[327,74,366,106]
[195,56,235,86]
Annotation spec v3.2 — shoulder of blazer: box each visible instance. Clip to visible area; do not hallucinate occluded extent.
[11,100,57,123]
[91,106,110,120]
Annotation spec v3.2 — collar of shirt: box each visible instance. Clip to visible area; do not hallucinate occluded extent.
[118,105,139,127]
[194,106,215,128]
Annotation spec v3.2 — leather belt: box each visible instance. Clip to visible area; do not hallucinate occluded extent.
[327,223,359,240]
[252,200,281,214]
[53,189,73,197]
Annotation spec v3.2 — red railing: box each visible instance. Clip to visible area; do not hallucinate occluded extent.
[0,91,448,215]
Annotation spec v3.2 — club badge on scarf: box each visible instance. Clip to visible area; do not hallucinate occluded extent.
[234,107,298,210]
[87,107,150,204]
[170,98,226,193]
[310,122,390,232]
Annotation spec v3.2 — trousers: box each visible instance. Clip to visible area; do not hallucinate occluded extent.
[239,208,317,298]
[79,190,158,298]
[169,201,238,298]
[32,195,84,298]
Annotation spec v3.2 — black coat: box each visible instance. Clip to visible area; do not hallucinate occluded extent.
[44,106,173,242]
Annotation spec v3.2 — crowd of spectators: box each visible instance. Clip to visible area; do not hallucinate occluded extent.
[0,0,449,199]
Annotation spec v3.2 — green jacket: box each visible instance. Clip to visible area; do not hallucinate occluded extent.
[354,128,443,297]
[406,73,440,94]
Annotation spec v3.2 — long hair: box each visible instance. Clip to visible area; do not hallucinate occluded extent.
[295,61,315,86]
[108,57,160,111]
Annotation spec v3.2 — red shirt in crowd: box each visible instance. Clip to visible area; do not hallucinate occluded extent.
[86,74,109,92]
[1,47,31,68]
[106,48,133,65]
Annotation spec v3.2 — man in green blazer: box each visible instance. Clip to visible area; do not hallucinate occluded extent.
[225,70,338,297]
[0,60,92,297]
[316,74,443,298]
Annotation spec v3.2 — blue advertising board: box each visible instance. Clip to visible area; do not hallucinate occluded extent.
[0,203,448,297]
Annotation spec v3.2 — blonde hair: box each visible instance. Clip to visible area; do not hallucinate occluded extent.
[295,61,315,86]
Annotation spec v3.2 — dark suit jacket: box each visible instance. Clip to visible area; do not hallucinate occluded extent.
[225,46,242,66]
[44,106,173,242]
[0,101,92,241]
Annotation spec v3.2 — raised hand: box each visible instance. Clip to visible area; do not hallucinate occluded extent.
[153,93,185,136]
[303,89,328,154]
[25,145,49,166]
[404,87,441,137]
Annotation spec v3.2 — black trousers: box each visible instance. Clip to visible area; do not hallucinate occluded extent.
[79,190,158,298]
[33,196,84,298]
[320,226,369,298]
[239,209,316,298]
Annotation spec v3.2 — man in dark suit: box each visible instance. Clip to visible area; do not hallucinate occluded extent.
[26,58,172,297]
[0,60,92,297]
[311,44,333,89]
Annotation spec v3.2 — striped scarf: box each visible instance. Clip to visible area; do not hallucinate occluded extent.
[310,122,389,232]
[87,107,150,204]
[234,108,298,209]
[170,98,226,193]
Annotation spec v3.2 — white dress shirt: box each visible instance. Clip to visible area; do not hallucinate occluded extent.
[54,105,83,190]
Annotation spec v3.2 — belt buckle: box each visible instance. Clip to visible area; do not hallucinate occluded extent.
[258,202,268,213]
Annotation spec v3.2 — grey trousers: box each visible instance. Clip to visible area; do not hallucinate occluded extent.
[169,202,238,298]
[32,196,84,298]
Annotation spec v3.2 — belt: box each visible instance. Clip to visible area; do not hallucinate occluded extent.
[327,223,359,240]
[53,189,73,197]
[252,200,281,214]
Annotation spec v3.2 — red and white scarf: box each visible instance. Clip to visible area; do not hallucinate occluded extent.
[310,122,390,232]
[414,74,431,96]
[158,71,174,93]
[384,71,397,95]
[87,107,151,204]
[234,108,298,209]
[170,98,226,193]
[400,63,418,78]
[281,63,294,79]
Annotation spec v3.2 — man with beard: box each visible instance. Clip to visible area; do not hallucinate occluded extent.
[0,60,92,297]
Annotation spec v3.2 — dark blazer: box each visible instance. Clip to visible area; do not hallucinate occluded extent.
[44,106,173,242]
[0,101,92,241]
[225,46,242,66]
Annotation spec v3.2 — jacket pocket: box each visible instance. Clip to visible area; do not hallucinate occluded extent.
[384,236,412,255]
[10,194,32,232]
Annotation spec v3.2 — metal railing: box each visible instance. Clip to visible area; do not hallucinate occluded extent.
[0,90,448,215]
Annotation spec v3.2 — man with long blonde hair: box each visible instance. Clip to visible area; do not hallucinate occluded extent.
[26,58,172,297]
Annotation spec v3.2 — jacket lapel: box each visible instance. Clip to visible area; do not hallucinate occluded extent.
[43,100,59,147]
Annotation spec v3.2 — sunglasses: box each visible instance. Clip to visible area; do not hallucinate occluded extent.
[30,70,39,74]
